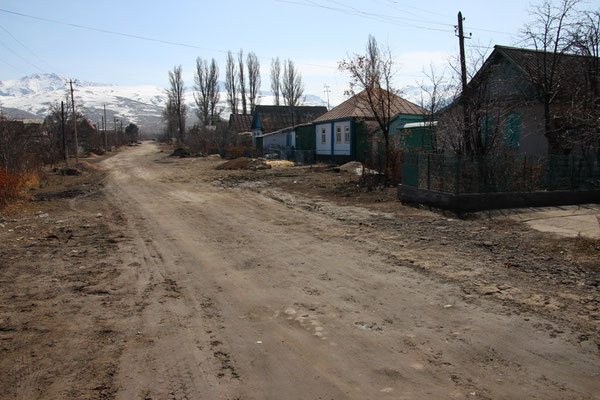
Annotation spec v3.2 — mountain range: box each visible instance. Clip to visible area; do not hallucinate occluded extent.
[0,74,439,134]
[0,73,328,134]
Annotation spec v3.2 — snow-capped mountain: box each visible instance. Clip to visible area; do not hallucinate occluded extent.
[0,74,327,134]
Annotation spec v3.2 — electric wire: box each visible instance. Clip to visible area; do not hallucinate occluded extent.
[0,23,55,71]
[0,38,45,72]
[0,7,342,71]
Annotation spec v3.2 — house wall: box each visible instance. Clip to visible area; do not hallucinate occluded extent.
[295,125,314,150]
[263,132,286,149]
[352,121,369,161]
[315,123,332,155]
[332,120,351,155]
[285,131,296,148]
[514,104,548,156]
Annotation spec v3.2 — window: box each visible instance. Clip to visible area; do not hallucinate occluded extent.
[321,128,326,144]
[480,117,494,146]
[336,126,342,144]
[344,126,350,143]
[504,112,520,150]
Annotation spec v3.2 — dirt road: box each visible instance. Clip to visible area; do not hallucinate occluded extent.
[1,143,598,399]
[95,144,598,399]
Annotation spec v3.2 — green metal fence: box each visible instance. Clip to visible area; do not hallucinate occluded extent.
[401,153,600,194]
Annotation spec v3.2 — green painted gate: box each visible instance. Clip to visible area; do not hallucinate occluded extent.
[402,153,419,187]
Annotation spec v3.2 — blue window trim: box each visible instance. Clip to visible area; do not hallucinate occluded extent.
[330,122,335,155]
[350,121,354,157]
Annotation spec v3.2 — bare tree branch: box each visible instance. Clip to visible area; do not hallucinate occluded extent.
[225,51,238,115]
[238,49,247,115]
[247,52,261,114]
[270,57,281,106]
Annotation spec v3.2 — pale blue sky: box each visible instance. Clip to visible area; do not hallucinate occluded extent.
[0,0,579,105]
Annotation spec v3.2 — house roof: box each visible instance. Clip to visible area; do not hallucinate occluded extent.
[471,45,599,98]
[313,89,426,123]
[228,114,252,133]
[252,105,328,132]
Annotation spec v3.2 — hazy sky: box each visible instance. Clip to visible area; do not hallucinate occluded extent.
[0,0,566,105]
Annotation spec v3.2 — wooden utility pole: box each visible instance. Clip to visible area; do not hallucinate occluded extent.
[113,117,118,148]
[103,104,108,151]
[61,101,67,165]
[69,80,79,163]
[456,11,472,154]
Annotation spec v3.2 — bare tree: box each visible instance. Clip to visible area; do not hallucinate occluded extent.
[281,59,305,126]
[416,63,451,153]
[247,52,261,114]
[567,9,600,154]
[194,57,221,126]
[238,49,247,115]
[225,51,238,115]
[521,0,581,153]
[166,65,187,144]
[339,35,399,177]
[270,57,281,106]
[208,59,221,125]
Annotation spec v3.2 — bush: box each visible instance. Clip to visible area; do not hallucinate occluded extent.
[0,168,23,208]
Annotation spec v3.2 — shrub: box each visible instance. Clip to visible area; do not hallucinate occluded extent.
[0,168,23,208]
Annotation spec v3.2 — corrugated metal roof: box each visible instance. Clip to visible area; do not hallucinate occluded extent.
[313,89,426,123]
[485,45,598,99]
[253,105,328,132]
[228,114,252,132]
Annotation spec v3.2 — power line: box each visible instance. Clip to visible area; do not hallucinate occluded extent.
[369,0,452,23]
[275,0,449,32]
[0,38,45,72]
[0,7,340,71]
[377,0,454,19]
[277,0,515,36]
[0,23,55,71]
[0,57,23,73]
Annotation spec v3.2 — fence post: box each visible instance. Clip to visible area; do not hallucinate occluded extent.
[455,155,460,196]
[521,155,527,191]
[570,154,575,190]
[427,153,431,190]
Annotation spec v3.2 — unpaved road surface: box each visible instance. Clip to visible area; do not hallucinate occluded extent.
[1,143,599,399]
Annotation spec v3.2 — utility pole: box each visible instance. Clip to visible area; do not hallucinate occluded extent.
[456,11,472,154]
[113,117,118,148]
[103,104,108,151]
[323,84,331,110]
[69,80,79,163]
[61,101,67,165]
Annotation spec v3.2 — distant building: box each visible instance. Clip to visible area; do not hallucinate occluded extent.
[249,105,327,145]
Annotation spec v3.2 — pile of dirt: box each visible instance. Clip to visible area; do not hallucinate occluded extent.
[266,160,295,168]
[339,161,364,175]
[215,157,271,170]
[207,154,222,160]
[170,148,190,158]
[74,161,106,171]
[59,167,82,176]
[88,148,106,157]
